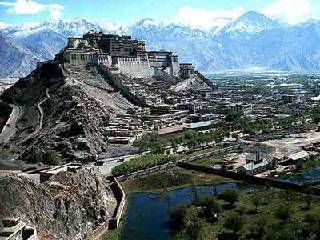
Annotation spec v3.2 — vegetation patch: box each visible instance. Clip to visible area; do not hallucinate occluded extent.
[133,129,228,153]
[111,154,178,176]
[169,188,320,239]
[122,169,228,193]
[28,149,63,165]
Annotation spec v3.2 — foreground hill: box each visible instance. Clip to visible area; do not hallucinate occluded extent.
[0,169,117,239]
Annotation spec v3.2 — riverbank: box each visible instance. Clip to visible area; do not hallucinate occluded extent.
[103,166,230,239]
[122,167,229,194]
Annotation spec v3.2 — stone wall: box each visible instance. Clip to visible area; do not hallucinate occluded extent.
[98,64,145,106]
[108,177,126,230]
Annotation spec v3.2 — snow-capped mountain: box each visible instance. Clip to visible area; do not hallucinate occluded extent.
[219,11,281,35]
[0,18,123,78]
[1,11,320,78]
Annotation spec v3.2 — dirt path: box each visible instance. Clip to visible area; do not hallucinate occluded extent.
[37,88,50,130]
[0,104,22,143]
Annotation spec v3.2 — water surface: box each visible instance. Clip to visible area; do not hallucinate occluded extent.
[121,182,246,240]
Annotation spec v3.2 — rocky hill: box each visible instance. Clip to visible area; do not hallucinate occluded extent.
[0,169,117,240]
[0,60,135,164]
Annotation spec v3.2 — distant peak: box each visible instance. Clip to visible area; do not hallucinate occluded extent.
[241,11,265,18]
[135,18,164,27]
[220,10,279,34]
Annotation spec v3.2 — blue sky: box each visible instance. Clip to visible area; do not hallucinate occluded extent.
[0,0,320,28]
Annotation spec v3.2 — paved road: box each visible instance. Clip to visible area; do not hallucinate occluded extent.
[88,152,148,176]
[0,104,22,143]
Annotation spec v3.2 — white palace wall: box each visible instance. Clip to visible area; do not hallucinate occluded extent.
[117,57,154,78]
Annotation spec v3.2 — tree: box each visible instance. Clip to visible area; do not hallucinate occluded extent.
[264,227,296,240]
[275,205,291,223]
[169,205,188,230]
[248,216,266,238]
[225,111,243,123]
[30,149,62,165]
[223,214,244,234]
[195,196,221,221]
[220,190,239,207]
[185,218,205,240]
[170,138,178,153]
[304,212,320,224]
[251,195,260,212]
[304,187,313,210]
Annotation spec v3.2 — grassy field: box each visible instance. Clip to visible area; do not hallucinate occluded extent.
[191,154,224,167]
[122,167,228,193]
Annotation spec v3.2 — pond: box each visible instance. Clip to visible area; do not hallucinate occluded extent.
[121,182,251,240]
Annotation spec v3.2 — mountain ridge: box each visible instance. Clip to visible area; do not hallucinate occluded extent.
[1,11,320,77]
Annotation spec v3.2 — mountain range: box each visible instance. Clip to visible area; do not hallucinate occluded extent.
[1,11,320,78]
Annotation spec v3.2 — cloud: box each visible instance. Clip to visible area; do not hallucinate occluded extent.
[0,0,64,20]
[174,6,245,30]
[263,0,312,24]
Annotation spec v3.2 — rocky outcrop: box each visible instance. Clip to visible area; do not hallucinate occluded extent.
[0,169,117,240]
[0,61,134,163]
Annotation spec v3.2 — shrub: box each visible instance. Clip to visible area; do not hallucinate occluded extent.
[169,205,188,230]
[223,214,244,234]
[30,149,62,165]
[194,196,221,221]
[220,189,239,207]
[275,205,291,222]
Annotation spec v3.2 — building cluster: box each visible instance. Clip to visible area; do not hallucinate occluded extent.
[58,31,320,152]
[60,30,188,79]
[105,109,144,144]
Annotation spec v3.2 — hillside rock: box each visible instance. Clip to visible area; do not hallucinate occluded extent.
[0,169,117,240]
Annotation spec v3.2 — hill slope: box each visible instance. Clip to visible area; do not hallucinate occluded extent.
[0,61,135,163]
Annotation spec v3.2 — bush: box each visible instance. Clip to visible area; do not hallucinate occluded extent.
[194,196,221,221]
[220,190,239,207]
[223,214,244,234]
[275,205,291,222]
[111,154,178,176]
[169,205,189,230]
[31,149,62,165]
